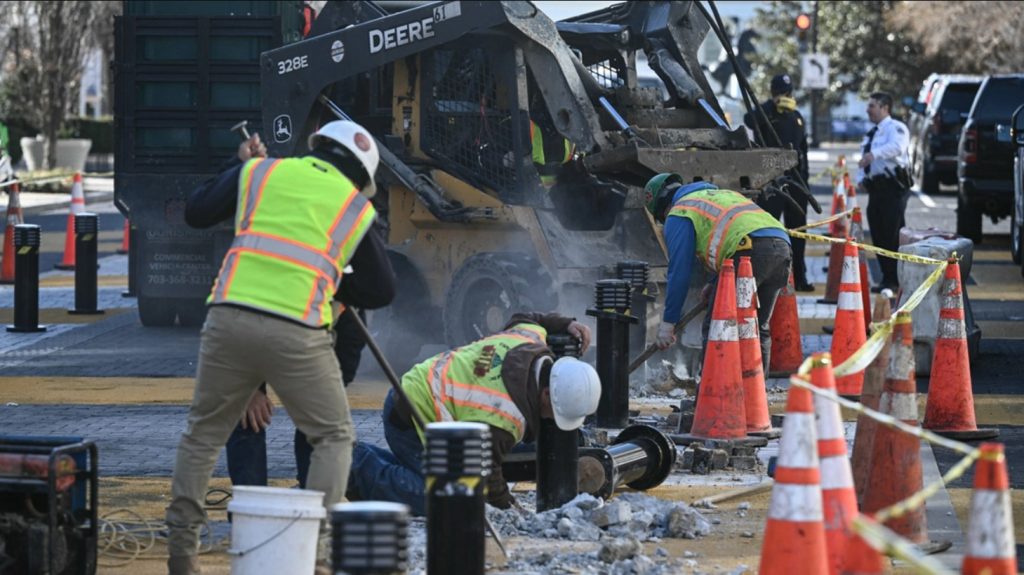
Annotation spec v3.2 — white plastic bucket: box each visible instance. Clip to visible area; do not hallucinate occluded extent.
[227,486,326,575]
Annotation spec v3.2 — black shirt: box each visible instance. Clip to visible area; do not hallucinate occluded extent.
[744,100,810,182]
[186,156,396,313]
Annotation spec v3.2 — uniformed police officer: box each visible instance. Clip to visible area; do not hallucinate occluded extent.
[856,92,911,292]
[744,74,812,292]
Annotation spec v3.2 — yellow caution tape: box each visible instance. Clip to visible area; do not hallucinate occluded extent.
[787,230,947,265]
[789,209,853,231]
[826,262,948,377]
[851,515,956,575]
[788,374,974,456]
[874,450,980,524]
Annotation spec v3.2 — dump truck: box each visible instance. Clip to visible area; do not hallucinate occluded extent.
[116,1,797,369]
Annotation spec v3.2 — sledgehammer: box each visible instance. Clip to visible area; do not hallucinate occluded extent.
[343,307,510,560]
[628,301,708,374]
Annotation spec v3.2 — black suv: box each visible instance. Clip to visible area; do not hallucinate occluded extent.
[957,74,1024,241]
[910,75,983,194]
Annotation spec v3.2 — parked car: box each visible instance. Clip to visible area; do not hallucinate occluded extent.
[910,75,983,194]
[1011,103,1024,273]
[956,74,1024,242]
[906,73,945,150]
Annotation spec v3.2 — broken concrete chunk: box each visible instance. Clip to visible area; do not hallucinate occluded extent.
[737,501,751,511]
[741,530,755,538]
[729,455,758,471]
[598,535,643,563]
[589,500,634,527]
[664,504,712,539]
[556,516,602,541]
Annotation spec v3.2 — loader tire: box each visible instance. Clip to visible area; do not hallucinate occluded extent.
[443,252,558,347]
[138,296,176,327]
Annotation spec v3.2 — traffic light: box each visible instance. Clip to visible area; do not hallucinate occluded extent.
[795,13,811,52]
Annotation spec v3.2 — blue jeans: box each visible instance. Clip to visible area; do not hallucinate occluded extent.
[349,389,427,516]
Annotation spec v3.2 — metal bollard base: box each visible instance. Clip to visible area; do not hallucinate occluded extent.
[7,325,47,333]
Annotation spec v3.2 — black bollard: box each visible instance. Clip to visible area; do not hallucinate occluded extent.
[7,224,46,333]
[536,334,584,511]
[122,223,137,298]
[331,501,409,575]
[578,424,676,499]
[426,422,489,575]
[616,261,651,377]
[70,213,103,315]
[586,279,637,428]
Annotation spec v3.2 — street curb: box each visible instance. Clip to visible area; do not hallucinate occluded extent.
[2,191,116,218]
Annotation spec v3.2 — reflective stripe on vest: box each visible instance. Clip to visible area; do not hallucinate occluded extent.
[210,157,375,327]
[668,189,782,270]
[417,323,547,441]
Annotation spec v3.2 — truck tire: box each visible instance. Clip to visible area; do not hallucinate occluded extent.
[138,296,176,327]
[443,252,558,347]
[920,165,939,195]
[177,299,209,328]
[956,195,983,244]
[1012,209,1022,265]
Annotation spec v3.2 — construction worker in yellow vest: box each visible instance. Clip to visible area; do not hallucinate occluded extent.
[531,118,575,188]
[166,121,396,575]
[347,312,600,515]
[644,174,792,373]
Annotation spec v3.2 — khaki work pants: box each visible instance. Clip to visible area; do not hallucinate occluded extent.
[166,305,354,558]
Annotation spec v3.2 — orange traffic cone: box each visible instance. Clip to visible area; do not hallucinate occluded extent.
[117,219,130,255]
[840,515,888,574]
[961,442,1017,575]
[1,182,24,284]
[810,353,858,574]
[55,172,86,270]
[759,381,829,575]
[768,272,804,377]
[737,256,775,437]
[690,259,747,440]
[862,312,927,543]
[820,196,848,305]
[851,208,872,329]
[851,292,894,506]
[830,240,867,395]
[843,172,858,211]
[922,260,998,440]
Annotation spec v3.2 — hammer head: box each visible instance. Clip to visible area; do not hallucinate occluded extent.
[231,120,251,140]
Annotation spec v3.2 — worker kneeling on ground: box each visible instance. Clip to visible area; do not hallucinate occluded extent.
[348,312,600,515]
[645,174,792,373]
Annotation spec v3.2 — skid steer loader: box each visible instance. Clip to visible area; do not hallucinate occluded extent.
[261,0,797,367]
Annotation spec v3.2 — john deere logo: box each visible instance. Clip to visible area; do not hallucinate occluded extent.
[273,115,292,143]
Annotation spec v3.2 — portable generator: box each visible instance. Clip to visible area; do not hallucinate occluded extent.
[0,436,98,575]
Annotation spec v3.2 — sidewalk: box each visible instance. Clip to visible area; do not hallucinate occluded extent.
[2,176,115,217]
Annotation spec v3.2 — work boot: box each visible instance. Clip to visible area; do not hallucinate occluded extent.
[794,278,814,292]
[168,555,201,575]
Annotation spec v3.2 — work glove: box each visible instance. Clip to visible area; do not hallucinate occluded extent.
[655,321,676,350]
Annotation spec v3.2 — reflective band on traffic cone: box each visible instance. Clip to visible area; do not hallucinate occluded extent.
[737,256,774,436]
[810,353,858,575]
[840,515,888,575]
[55,172,86,270]
[962,443,1017,575]
[1,182,24,284]
[922,260,998,440]
[821,196,848,305]
[831,240,867,395]
[851,292,893,506]
[759,382,829,575]
[769,272,804,377]
[862,312,927,543]
[691,259,747,440]
[851,208,872,329]
[118,219,130,255]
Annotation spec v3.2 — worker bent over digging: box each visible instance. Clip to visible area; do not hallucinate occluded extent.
[644,174,792,372]
[347,312,600,515]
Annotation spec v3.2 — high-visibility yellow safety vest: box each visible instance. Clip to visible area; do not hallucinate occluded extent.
[667,188,784,271]
[530,120,574,188]
[402,323,549,443]
[208,156,376,328]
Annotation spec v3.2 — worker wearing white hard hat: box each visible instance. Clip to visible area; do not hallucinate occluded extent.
[347,311,599,516]
[168,120,395,575]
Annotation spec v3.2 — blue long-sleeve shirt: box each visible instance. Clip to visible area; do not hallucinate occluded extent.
[661,183,790,324]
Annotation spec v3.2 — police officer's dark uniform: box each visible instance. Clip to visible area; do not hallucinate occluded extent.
[744,74,812,291]
[856,92,911,292]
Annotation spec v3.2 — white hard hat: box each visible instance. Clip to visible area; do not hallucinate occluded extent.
[548,357,601,431]
[308,120,380,198]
